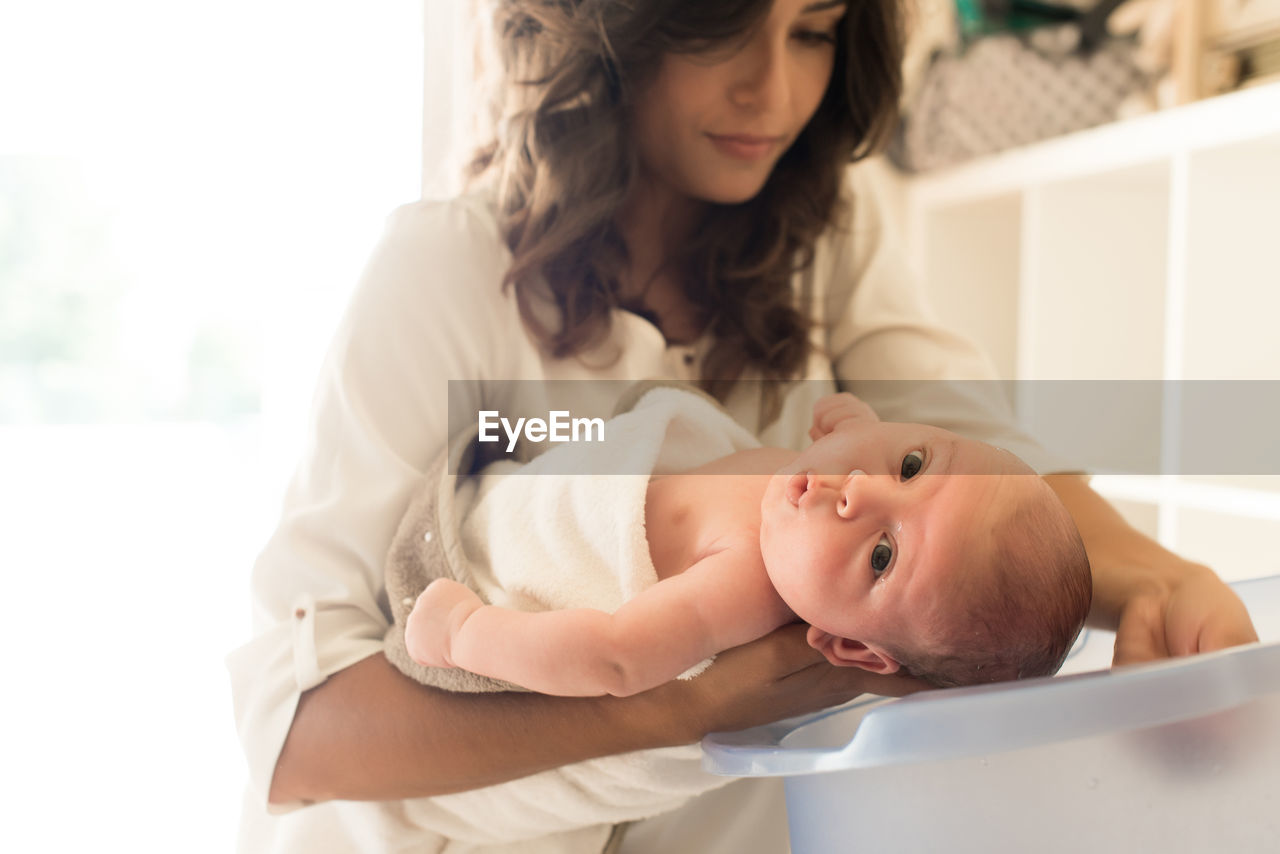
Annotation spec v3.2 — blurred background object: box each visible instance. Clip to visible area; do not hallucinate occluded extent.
[894,0,1280,172]
[1201,0,1280,91]
[952,0,1121,46]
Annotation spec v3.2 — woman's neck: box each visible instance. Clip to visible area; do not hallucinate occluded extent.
[613,178,712,344]
[614,179,703,298]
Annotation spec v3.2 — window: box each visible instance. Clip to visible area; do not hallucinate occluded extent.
[1,2,423,847]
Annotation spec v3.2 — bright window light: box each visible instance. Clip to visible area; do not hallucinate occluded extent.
[0,3,423,850]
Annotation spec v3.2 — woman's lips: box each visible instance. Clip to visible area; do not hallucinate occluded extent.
[708,133,781,160]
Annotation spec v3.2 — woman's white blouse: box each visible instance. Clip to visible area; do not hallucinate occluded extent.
[226,164,1074,852]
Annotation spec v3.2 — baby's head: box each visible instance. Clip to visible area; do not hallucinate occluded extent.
[875,480,1091,688]
[759,420,1092,689]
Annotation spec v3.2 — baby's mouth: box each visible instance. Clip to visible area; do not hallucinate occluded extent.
[786,472,812,507]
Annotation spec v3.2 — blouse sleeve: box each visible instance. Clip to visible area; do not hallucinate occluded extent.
[824,163,1082,476]
[225,196,527,813]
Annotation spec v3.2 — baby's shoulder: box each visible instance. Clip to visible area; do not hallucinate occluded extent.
[689,523,766,573]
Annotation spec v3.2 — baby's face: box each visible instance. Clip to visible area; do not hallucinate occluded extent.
[759,420,1040,654]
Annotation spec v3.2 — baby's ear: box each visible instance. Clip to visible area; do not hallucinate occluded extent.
[806,627,901,674]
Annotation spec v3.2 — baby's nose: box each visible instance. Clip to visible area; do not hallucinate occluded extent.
[836,470,876,518]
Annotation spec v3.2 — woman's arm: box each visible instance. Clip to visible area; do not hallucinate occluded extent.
[271,625,926,804]
[1045,474,1258,664]
[230,198,521,810]
[271,652,679,803]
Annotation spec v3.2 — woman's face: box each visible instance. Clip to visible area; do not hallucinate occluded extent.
[631,0,846,205]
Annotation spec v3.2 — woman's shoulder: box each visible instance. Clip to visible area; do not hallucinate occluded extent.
[381,187,506,256]
[332,187,530,356]
[360,188,513,302]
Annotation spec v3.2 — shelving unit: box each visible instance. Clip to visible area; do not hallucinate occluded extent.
[900,80,1280,582]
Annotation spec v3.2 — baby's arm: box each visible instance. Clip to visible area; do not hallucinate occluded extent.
[405,541,792,697]
[809,392,880,441]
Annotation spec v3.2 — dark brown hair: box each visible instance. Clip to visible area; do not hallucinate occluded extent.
[885,480,1093,689]
[466,0,904,410]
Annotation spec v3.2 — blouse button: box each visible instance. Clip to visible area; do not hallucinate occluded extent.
[683,354,695,366]
[423,530,434,543]
[294,608,307,620]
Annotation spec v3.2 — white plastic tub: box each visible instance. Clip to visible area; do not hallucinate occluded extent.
[703,575,1280,853]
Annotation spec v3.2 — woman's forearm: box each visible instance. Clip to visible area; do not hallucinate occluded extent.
[1043,474,1199,627]
[269,652,687,805]
[1045,474,1258,662]
[270,626,929,806]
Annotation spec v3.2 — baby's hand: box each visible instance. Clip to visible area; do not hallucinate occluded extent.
[405,578,484,669]
[809,393,880,442]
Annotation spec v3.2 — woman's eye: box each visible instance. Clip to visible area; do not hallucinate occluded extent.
[900,451,925,480]
[871,536,892,576]
[793,29,837,46]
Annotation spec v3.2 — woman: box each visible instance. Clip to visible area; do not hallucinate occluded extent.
[228,1,1258,851]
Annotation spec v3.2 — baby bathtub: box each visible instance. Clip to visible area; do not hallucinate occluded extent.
[702,574,1280,853]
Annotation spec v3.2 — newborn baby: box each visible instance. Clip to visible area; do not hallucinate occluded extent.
[406,392,1092,692]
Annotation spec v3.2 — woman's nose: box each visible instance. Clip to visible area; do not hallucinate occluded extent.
[728,33,790,113]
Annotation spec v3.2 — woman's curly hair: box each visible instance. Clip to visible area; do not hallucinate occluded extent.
[466,0,904,413]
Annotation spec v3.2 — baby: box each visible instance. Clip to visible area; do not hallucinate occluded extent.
[406,392,1092,693]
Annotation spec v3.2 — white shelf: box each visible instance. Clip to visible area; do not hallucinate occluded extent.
[905,80,1280,210]
[901,81,1280,583]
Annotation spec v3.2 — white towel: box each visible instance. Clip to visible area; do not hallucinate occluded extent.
[390,386,763,850]
[463,386,761,635]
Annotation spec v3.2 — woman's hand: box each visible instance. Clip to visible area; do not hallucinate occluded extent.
[1112,563,1259,666]
[1044,474,1260,667]
[809,392,880,442]
[662,623,927,740]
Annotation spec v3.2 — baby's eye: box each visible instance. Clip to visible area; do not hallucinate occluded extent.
[900,451,925,480]
[871,535,892,576]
